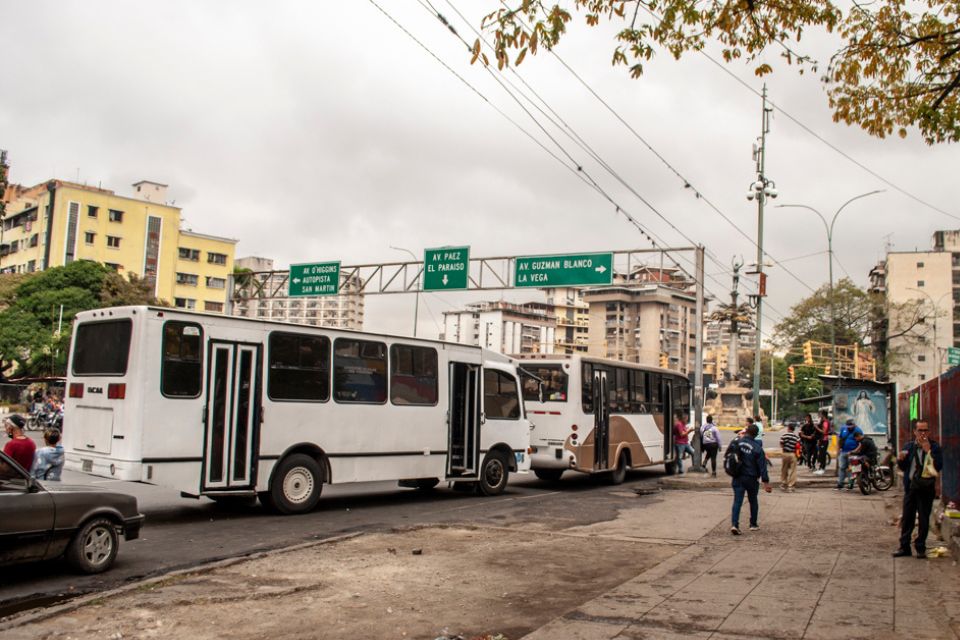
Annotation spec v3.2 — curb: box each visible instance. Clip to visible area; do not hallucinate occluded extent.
[0,531,363,631]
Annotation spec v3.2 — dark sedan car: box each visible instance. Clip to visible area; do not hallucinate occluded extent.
[0,450,144,573]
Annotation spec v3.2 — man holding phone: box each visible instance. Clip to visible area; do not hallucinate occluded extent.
[893,420,943,558]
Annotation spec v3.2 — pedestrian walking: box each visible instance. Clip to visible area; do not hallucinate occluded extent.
[799,414,817,469]
[674,411,695,474]
[3,414,36,471]
[700,414,722,477]
[727,423,772,535]
[31,428,65,481]
[813,410,831,475]
[836,419,863,490]
[779,423,800,492]
[752,414,765,440]
[893,421,943,559]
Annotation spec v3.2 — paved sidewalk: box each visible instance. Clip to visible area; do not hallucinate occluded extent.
[523,489,959,640]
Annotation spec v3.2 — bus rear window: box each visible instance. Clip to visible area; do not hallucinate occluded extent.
[521,365,568,402]
[162,322,203,397]
[72,320,133,376]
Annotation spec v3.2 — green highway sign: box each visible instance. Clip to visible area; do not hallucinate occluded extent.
[948,347,960,366]
[288,261,341,297]
[514,252,614,288]
[423,246,469,291]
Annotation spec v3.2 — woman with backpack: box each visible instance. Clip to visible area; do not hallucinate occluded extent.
[700,414,722,477]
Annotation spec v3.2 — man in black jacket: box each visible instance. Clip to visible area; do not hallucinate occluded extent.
[729,423,772,535]
[893,420,944,558]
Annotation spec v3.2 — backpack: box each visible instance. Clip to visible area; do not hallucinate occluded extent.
[723,439,747,477]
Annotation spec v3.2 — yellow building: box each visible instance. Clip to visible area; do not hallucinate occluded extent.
[0,179,236,311]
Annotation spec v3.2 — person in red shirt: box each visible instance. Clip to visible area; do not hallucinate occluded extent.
[4,414,36,471]
[673,410,695,474]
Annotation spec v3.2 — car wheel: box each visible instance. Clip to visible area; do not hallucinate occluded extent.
[270,454,323,515]
[477,451,509,496]
[534,469,564,482]
[67,517,119,574]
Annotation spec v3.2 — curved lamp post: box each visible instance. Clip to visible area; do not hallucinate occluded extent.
[776,190,884,376]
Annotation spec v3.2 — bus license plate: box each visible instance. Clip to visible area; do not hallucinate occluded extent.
[82,458,93,472]
[849,463,860,474]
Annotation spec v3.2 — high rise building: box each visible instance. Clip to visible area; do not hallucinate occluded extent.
[872,230,960,389]
[0,178,235,311]
[441,301,556,355]
[232,256,365,330]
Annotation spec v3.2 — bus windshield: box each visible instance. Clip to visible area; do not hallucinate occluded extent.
[521,364,568,402]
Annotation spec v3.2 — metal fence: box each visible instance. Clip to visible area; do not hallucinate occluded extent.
[898,366,960,504]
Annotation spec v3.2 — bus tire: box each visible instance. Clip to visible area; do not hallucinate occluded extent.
[270,454,323,515]
[477,451,509,496]
[534,469,564,482]
[664,459,678,476]
[257,492,277,512]
[607,452,628,485]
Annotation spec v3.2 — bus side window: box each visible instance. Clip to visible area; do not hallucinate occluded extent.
[648,373,662,414]
[268,332,330,402]
[390,344,438,405]
[334,338,387,404]
[630,370,647,413]
[582,363,594,413]
[162,322,203,398]
[484,369,520,419]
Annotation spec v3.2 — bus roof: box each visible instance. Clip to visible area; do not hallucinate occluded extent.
[517,353,683,377]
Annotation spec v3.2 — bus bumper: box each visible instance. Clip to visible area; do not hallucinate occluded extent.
[530,445,575,470]
[65,454,142,482]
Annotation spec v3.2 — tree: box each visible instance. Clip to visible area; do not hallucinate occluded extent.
[0,261,163,377]
[478,1,960,143]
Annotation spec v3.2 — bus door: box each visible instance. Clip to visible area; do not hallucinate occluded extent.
[203,341,261,491]
[593,368,610,471]
[448,362,480,477]
[662,377,674,461]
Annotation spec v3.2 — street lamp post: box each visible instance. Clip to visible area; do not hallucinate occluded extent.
[390,246,420,337]
[776,190,884,377]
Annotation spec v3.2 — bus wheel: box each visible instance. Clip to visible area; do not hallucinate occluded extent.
[664,459,678,476]
[477,451,509,496]
[607,453,628,485]
[534,469,564,482]
[270,454,323,515]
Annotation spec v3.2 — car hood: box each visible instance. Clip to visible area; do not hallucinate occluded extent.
[43,483,122,494]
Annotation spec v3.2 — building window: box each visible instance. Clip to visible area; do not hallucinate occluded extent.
[26,260,36,273]
[204,301,224,313]
[917,280,925,287]
[917,261,925,268]
[106,236,121,248]
[108,209,124,222]
[104,263,121,271]
[84,232,96,244]
[87,205,98,218]
[176,272,199,286]
[205,276,226,289]
[919,374,926,381]
[174,297,196,310]
[918,354,926,362]
[179,247,200,261]
[207,252,228,265]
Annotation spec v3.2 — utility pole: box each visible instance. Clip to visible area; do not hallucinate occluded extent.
[746,85,777,418]
[0,150,9,273]
[692,245,705,471]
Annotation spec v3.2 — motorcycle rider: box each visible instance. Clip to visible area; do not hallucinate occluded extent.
[851,431,878,472]
[836,418,863,491]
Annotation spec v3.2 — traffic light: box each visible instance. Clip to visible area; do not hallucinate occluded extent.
[659,353,668,368]
[803,341,813,365]
[788,365,795,384]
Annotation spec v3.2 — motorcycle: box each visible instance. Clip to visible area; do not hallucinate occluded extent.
[849,454,894,495]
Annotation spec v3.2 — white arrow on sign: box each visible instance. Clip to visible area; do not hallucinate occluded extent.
[442,274,449,286]
[595,265,607,273]
[292,277,301,283]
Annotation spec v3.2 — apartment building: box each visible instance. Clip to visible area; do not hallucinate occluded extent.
[441,301,556,355]
[871,230,960,389]
[0,179,235,310]
[232,256,365,330]
[584,284,696,374]
[542,287,589,353]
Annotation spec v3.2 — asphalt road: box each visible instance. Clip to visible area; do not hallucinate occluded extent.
[0,455,667,617]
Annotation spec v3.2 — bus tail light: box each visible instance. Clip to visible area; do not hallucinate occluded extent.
[108,383,126,399]
[69,383,84,398]
[571,424,578,431]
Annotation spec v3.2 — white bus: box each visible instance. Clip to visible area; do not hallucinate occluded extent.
[63,306,532,514]
[519,355,691,483]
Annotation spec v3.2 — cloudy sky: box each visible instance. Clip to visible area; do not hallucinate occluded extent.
[2,1,957,342]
